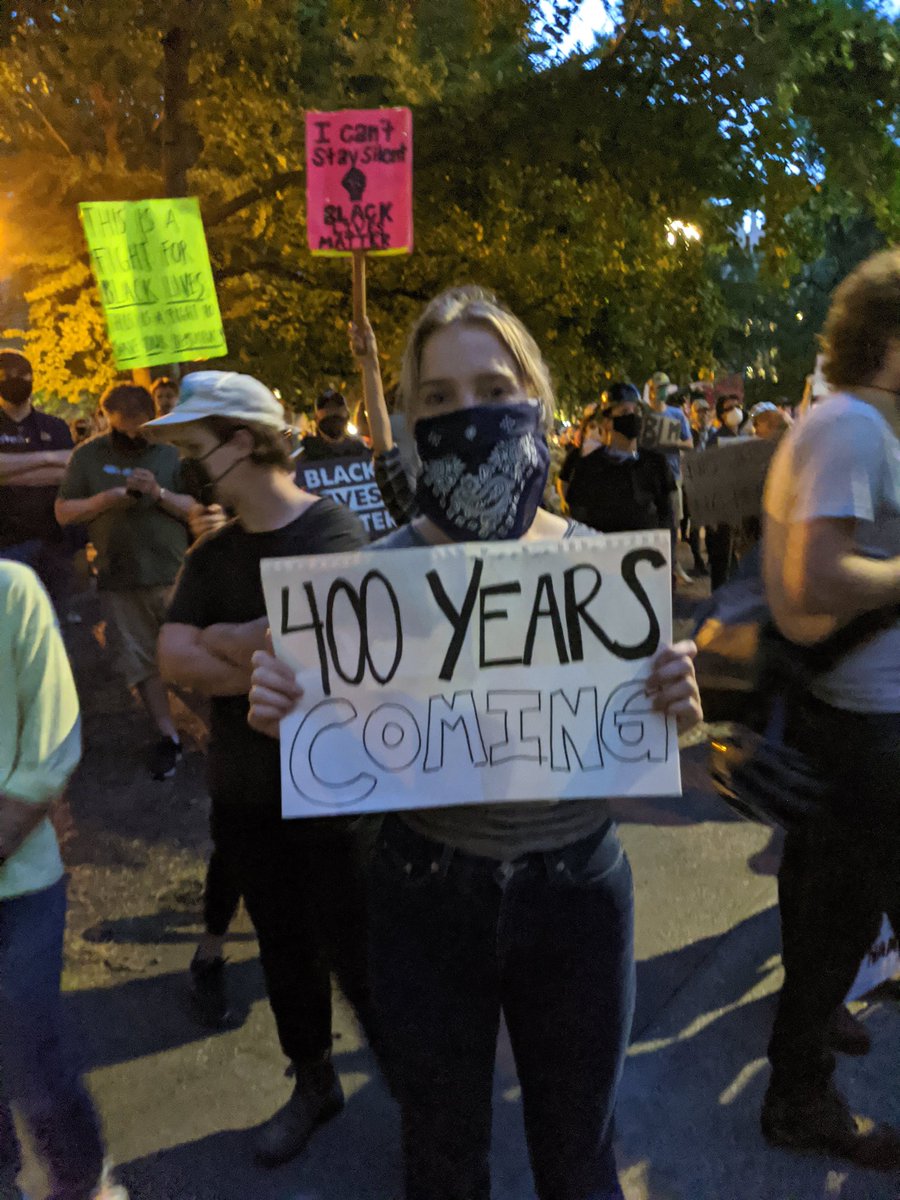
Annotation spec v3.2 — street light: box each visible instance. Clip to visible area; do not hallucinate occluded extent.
[666,218,702,246]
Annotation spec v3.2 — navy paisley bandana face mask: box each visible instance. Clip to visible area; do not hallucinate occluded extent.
[414,402,551,542]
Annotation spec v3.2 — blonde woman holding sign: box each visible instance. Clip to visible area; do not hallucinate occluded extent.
[249,287,702,1200]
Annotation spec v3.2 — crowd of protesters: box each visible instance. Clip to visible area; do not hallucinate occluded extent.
[0,247,899,1199]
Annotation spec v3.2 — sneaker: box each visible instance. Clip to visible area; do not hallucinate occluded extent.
[828,1005,872,1056]
[148,737,181,781]
[254,1060,344,1167]
[690,561,710,578]
[762,1080,900,1170]
[189,951,234,1029]
[674,564,694,584]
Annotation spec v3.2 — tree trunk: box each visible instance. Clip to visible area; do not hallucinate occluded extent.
[158,5,196,382]
[161,12,192,200]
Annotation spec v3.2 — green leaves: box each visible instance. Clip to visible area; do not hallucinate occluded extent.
[0,0,896,410]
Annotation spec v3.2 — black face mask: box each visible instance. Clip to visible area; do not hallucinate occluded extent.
[318,414,347,439]
[414,402,550,541]
[180,439,247,506]
[612,413,642,440]
[0,376,33,407]
[179,454,216,505]
[110,428,149,455]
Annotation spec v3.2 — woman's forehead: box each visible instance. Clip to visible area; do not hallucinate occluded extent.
[420,322,519,380]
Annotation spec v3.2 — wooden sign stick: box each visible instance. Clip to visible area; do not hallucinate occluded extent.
[352,249,367,326]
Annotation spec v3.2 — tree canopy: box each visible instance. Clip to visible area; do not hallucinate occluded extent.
[0,0,897,416]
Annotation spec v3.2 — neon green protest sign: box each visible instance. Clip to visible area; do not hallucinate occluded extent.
[79,198,228,369]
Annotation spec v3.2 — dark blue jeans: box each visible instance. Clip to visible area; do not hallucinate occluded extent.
[369,815,634,1200]
[0,879,104,1200]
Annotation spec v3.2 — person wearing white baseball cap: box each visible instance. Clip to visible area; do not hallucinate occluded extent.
[152,370,379,1168]
[146,370,287,434]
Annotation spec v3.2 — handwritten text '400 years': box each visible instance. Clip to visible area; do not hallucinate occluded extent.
[277,547,670,806]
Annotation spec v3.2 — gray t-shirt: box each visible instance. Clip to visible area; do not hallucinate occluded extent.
[369,520,612,859]
[764,392,900,713]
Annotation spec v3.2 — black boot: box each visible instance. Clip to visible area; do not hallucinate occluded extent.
[189,951,234,1030]
[762,1080,900,1170]
[254,1060,344,1167]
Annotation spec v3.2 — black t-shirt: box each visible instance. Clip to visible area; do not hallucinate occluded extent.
[558,444,580,486]
[0,407,73,545]
[565,447,675,533]
[297,433,370,462]
[166,497,368,815]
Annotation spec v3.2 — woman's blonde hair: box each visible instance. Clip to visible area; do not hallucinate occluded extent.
[398,286,556,428]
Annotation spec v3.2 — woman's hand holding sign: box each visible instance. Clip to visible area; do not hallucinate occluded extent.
[646,640,703,735]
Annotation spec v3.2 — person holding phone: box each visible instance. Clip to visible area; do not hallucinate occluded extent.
[55,383,197,780]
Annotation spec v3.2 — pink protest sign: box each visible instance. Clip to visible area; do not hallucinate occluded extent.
[305,108,413,257]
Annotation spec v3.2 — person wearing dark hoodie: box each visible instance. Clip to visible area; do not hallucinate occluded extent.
[704,392,744,590]
[562,383,675,535]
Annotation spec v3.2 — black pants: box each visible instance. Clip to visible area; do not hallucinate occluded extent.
[369,815,633,1200]
[705,524,734,592]
[202,847,242,938]
[768,700,900,1094]
[211,804,377,1068]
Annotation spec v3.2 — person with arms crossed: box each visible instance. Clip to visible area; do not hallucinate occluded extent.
[0,351,75,617]
[152,371,377,1168]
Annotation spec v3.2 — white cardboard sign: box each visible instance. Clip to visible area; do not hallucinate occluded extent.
[846,915,900,1002]
[261,531,679,819]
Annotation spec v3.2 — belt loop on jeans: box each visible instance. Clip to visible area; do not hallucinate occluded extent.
[408,839,456,879]
[493,857,529,888]
[438,841,456,877]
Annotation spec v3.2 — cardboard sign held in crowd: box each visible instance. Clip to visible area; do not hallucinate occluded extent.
[295,454,396,539]
[640,408,686,451]
[261,532,679,819]
[79,198,227,369]
[682,438,777,527]
[306,108,413,256]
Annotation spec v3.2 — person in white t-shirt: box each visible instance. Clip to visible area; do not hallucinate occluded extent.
[761,248,900,1170]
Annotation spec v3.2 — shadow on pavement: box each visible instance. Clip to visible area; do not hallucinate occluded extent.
[118,1048,401,1200]
[632,907,778,1042]
[64,958,267,1072]
[618,907,900,1200]
[81,908,256,946]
